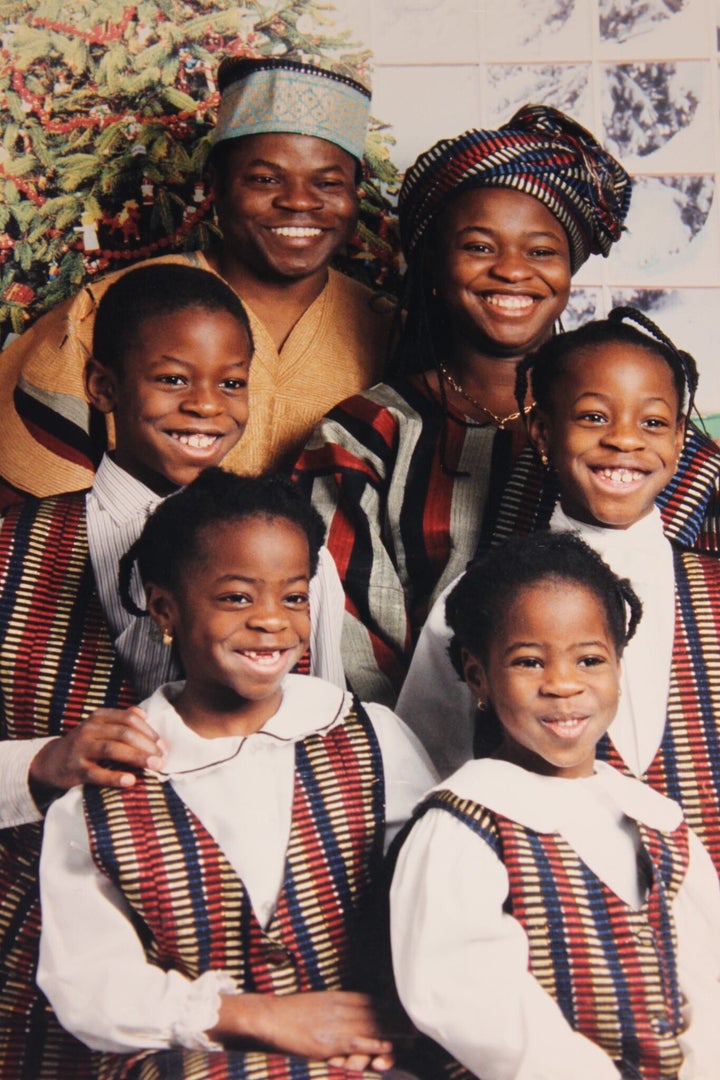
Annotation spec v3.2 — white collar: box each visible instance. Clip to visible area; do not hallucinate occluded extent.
[550,503,669,561]
[444,758,682,834]
[142,675,350,779]
[90,453,165,526]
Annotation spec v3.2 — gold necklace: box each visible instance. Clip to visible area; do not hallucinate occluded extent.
[439,364,534,430]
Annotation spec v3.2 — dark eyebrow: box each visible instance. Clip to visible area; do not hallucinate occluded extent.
[456,225,564,242]
[244,158,346,176]
[215,574,309,585]
[572,391,673,407]
[153,355,249,369]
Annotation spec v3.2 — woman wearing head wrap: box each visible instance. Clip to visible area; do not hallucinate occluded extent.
[295,105,720,708]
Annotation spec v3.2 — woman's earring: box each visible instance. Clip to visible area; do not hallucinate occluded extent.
[540,451,549,468]
[162,628,173,647]
[477,698,487,712]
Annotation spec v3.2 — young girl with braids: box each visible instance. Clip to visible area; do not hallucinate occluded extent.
[398,309,720,878]
[391,531,720,1080]
[36,468,435,1080]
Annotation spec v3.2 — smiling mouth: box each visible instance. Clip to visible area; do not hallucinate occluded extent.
[170,432,222,449]
[242,649,284,665]
[592,466,647,485]
[541,715,589,739]
[483,293,537,312]
[270,226,323,238]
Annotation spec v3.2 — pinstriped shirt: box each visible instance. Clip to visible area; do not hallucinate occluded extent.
[87,454,174,700]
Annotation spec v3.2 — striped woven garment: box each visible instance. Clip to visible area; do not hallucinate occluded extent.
[84,702,386,1080]
[0,492,137,1080]
[597,548,720,872]
[398,104,631,273]
[408,789,689,1080]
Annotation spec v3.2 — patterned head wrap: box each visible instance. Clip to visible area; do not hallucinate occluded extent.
[398,104,632,273]
[213,56,371,162]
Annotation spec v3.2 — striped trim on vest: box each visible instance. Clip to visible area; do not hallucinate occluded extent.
[0,492,135,741]
[0,493,137,1080]
[406,789,688,1080]
[598,548,720,872]
[84,701,385,1080]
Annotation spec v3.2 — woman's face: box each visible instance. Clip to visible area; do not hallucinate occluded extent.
[433,187,572,361]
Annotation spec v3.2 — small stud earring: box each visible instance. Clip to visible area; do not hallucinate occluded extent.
[477,699,487,712]
[161,628,173,647]
[540,451,549,468]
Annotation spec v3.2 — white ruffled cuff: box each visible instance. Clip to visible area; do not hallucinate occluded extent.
[171,970,238,1050]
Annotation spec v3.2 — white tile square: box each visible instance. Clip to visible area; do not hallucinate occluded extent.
[603,175,719,286]
[370,0,480,64]
[485,62,592,127]
[602,61,714,172]
[598,0,710,58]
[482,0,593,61]
[372,64,482,174]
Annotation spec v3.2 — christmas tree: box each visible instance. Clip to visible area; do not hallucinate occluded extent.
[0,0,400,337]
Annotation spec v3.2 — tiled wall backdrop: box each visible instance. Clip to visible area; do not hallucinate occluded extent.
[329,0,720,428]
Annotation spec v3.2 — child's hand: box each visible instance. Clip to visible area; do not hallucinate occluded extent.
[214,990,394,1069]
[29,706,166,798]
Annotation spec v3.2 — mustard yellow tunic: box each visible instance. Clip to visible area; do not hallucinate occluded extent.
[0,253,392,500]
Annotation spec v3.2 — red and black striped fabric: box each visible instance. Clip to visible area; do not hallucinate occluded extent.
[296,376,720,707]
[0,492,137,1079]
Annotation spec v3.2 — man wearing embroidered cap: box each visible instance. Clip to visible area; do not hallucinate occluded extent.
[296,104,720,707]
[0,56,392,507]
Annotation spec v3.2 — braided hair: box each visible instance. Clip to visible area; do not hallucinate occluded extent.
[118,468,325,618]
[446,530,642,678]
[515,306,699,429]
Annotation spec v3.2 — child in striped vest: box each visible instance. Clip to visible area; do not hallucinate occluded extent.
[396,309,720,879]
[391,531,720,1080]
[0,262,253,1079]
[38,467,435,1080]
[0,263,347,1079]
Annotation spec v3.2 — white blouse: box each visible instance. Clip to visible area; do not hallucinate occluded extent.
[391,759,720,1080]
[38,675,437,1054]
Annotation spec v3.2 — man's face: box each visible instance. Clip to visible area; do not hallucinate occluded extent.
[212,132,359,286]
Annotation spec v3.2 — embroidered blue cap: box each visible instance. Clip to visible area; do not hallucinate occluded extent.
[213,57,371,162]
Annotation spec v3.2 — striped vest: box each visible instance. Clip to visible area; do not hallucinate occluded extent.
[0,493,137,1080]
[596,548,720,873]
[412,789,689,1080]
[84,702,386,1080]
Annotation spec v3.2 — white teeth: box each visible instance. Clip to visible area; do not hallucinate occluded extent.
[485,294,534,310]
[172,433,218,448]
[271,226,322,238]
[599,467,643,484]
[243,650,281,665]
